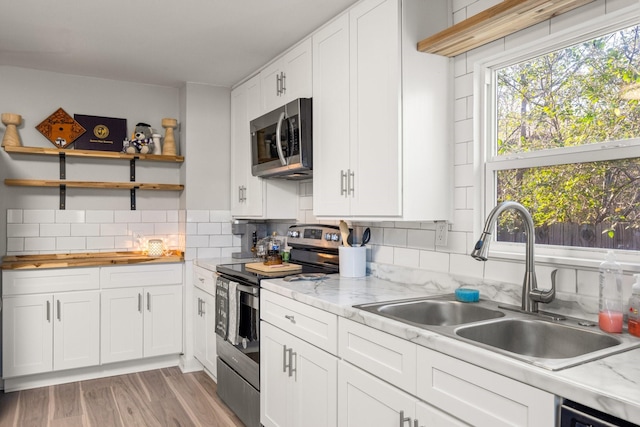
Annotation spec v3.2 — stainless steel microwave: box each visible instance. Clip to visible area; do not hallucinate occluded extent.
[250,98,312,179]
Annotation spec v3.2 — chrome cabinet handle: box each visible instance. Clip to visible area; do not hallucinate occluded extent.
[281,72,286,95]
[46,300,50,322]
[200,299,205,315]
[283,345,290,373]
[138,293,142,313]
[399,410,411,427]
[284,314,295,323]
[289,350,296,377]
[147,292,151,311]
[276,73,282,95]
[340,170,347,196]
[348,169,355,196]
[56,299,61,321]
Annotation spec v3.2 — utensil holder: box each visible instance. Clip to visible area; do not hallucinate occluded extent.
[339,246,366,278]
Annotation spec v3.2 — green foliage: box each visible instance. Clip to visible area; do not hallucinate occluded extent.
[495,25,640,248]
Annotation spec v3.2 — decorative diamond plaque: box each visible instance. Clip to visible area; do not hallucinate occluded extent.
[35,107,86,148]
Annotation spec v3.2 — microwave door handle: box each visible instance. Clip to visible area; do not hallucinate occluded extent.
[275,111,288,166]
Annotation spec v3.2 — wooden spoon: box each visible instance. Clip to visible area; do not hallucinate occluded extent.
[339,220,351,247]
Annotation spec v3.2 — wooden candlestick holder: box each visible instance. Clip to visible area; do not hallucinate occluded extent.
[161,118,177,156]
[1,113,23,147]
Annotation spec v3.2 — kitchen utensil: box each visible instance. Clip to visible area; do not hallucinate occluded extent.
[339,220,351,247]
[361,227,371,246]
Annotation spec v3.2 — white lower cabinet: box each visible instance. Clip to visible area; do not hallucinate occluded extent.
[338,361,467,427]
[261,322,338,427]
[2,291,100,378]
[193,286,217,376]
[101,285,182,364]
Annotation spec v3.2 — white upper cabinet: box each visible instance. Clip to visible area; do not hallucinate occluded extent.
[313,0,453,221]
[261,38,313,114]
[230,75,299,219]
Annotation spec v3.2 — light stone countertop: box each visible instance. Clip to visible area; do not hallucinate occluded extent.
[260,272,640,424]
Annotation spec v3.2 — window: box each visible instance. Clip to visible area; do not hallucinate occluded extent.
[478,8,640,263]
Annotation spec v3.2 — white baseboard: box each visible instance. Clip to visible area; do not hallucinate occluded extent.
[179,354,204,373]
[3,354,181,392]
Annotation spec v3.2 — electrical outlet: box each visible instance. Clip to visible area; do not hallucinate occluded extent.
[436,221,448,246]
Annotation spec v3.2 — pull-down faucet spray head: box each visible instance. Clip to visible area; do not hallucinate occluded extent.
[471,232,491,261]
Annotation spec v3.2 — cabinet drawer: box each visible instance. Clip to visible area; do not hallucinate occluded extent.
[193,265,216,295]
[261,290,337,355]
[416,346,555,427]
[2,268,100,296]
[101,263,182,289]
[338,318,416,394]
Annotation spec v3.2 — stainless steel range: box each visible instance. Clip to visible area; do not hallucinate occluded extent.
[215,224,342,427]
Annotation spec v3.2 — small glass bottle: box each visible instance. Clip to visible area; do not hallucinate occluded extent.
[628,274,640,338]
[598,250,623,333]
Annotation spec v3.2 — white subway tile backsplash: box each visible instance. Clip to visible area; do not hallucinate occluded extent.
[114,210,141,223]
[7,238,24,252]
[453,55,467,77]
[141,210,166,223]
[85,210,112,224]
[154,222,179,235]
[550,0,604,33]
[7,209,23,224]
[24,210,54,224]
[221,222,232,235]
[210,235,233,247]
[441,230,470,255]
[56,210,86,224]
[484,258,525,285]
[393,247,420,268]
[299,196,313,210]
[420,250,451,273]
[24,237,56,251]
[128,223,155,237]
[454,72,474,99]
[383,228,407,247]
[198,247,222,259]
[187,235,210,248]
[186,222,198,235]
[407,229,435,251]
[56,237,87,251]
[87,236,115,250]
[454,98,467,122]
[221,247,238,257]
[454,119,473,144]
[454,163,475,188]
[467,0,501,16]
[40,223,71,237]
[454,142,468,166]
[452,209,473,232]
[113,236,134,249]
[450,253,485,279]
[209,210,232,222]
[371,245,394,264]
[7,224,39,237]
[187,210,210,223]
[166,210,179,222]
[198,223,222,235]
[100,223,129,236]
[71,223,100,236]
[454,188,467,210]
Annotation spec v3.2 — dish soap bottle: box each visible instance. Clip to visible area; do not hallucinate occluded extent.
[628,274,640,338]
[598,250,623,333]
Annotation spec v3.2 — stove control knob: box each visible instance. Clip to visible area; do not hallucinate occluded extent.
[331,233,340,242]
[325,233,332,241]
[291,231,299,238]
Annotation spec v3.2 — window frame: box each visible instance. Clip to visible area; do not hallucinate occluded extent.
[474,4,640,271]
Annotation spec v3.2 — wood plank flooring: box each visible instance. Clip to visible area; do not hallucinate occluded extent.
[0,368,245,427]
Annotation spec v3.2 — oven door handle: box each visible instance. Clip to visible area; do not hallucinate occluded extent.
[237,283,259,295]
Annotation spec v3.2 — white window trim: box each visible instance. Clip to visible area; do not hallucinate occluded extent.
[473,3,640,273]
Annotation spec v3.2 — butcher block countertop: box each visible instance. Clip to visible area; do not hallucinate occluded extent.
[1,251,184,270]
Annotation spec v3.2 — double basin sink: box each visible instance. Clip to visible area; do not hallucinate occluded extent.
[353,294,640,370]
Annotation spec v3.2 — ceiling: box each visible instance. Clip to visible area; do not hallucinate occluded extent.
[0,0,357,88]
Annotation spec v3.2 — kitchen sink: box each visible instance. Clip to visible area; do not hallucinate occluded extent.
[353,294,640,370]
[456,318,621,359]
[356,297,504,326]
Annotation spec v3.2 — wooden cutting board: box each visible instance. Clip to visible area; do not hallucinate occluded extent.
[245,262,302,273]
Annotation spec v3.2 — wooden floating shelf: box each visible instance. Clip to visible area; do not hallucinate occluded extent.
[5,179,184,191]
[1,251,184,270]
[417,0,595,57]
[4,145,184,163]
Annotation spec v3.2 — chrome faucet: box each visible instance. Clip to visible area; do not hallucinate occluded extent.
[471,201,555,313]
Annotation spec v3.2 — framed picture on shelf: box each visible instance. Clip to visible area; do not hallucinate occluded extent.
[73,114,127,152]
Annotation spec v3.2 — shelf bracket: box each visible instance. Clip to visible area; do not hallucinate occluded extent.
[130,158,137,181]
[59,152,66,180]
[59,184,66,210]
[130,187,138,210]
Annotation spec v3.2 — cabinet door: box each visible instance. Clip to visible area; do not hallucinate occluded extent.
[194,288,218,377]
[261,60,283,113]
[281,38,312,103]
[231,75,265,218]
[338,361,415,427]
[349,0,402,216]
[292,331,338,427]
[312,13,352,216]
[415,401,469,427]
[101,288,144,363]
[2,294,53,377]
[53,291,100,371]
[144,285,183,357]
[194,289,207,365]
[261,322,293,427]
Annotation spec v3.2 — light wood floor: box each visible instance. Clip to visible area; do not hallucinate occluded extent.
[0,367,245,427]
